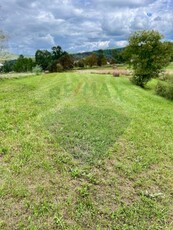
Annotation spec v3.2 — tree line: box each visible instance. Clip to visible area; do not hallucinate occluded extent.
[1,46,74,73]
[1,44,126,73]
[1,30,173,79]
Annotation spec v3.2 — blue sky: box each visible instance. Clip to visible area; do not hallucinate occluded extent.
[0,0,173,55]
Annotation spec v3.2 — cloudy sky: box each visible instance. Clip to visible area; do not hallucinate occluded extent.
[0,0,173,55]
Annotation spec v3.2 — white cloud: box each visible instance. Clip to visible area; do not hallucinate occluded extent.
[97,41,110,49]
[41,34,55,45]
[0,0,172,54]
[115,40,128,47]
[130,13,150,30]
[37,11,55,23]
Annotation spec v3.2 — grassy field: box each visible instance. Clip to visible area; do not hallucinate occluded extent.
[0,72,173,229]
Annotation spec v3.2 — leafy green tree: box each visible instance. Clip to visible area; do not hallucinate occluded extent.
[51,46,64,60]
[48,60,58,72]
[112,49,125,64]
[14,55,34,72]
[2,60,16,72]
[167,42,173,62]
[77,59,85,68]
[97,49,107,66]
[59,53,74,70]
[85,53,97,67]
[35,45,74,72]
[35,50,52,70]
[124,30,172,87]
[48,46,68,72]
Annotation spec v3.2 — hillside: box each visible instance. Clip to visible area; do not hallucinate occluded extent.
[0,53,19,62]
[72,48,124,61]
[0,72,173,229]
[0,48,124,65]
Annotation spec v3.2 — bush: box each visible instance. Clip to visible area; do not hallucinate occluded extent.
[156,80,173,100]
[77,60,85,68]
[32,65,42,75]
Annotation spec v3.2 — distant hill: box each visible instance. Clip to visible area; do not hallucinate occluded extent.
[0,48,125,63]
[0,53,35,63]
[72,48,125,61]
[0,53,19,63]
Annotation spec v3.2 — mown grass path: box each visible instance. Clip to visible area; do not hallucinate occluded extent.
[0,72,173,229]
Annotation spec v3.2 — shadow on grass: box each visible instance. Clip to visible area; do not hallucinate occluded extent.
[44,105,130,164]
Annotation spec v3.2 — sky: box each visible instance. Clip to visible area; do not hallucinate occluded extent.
[0,0,173,55]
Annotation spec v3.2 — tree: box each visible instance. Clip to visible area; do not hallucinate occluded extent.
[14,55,34,72]
[35,45,73,72]
[77,59,85,68]
[97,49,107,66]
[48,59,58,72]
[35,50,52,70]
[124,30,172,87]
[112,49,125,64]
[59,53,74,70]
[48,46,66,72]
[167,42,173,62]
[2,60,16,73]
[85,53,97,67]
[51,46,64,60]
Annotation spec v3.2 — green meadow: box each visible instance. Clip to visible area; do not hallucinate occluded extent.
[0,72,173,229]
